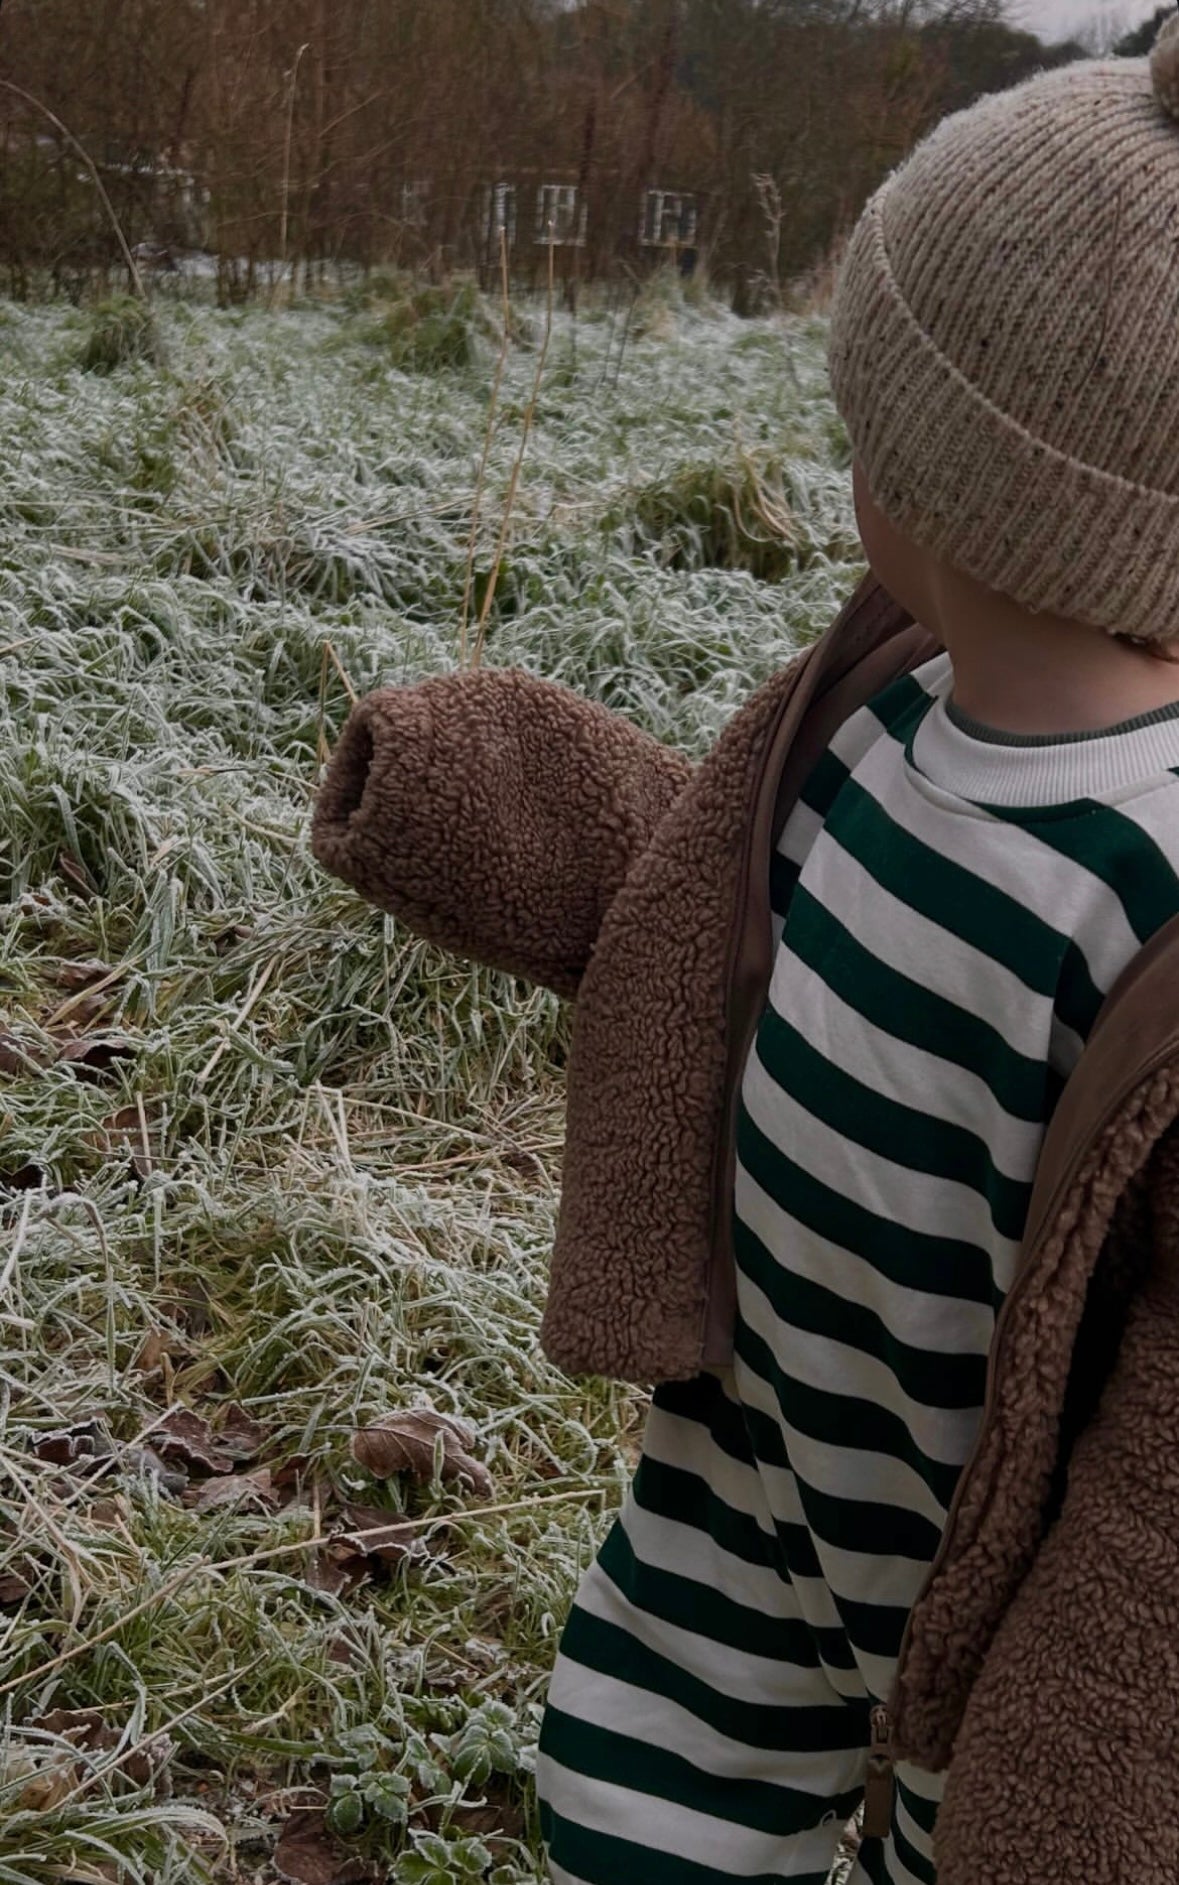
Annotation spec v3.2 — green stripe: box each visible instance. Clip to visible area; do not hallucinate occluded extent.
[826,778,1097,1007]
[770,846,802,918]
[539,1805,835,1885]
[734,1318,964,1515]
[633,1457,786,1575]
[599,1516,823,1667]
[796,674,934,820]
[784,887,1050,1122]
[652,1375,781,1471]
[799,746,853,819]
[1053,940,1108,1042]
[539,1706,863,1841]
[736,1102,997,1308]
[556,1604,868,1754]
[733,1217,991,1414]
[826,1590,912,1661]
[753,1004,1033,1242]
[991,798,1179,947]
[794,1474,946,1565]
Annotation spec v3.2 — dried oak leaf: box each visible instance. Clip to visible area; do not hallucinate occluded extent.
[302,1543,369,1598]
[57,850,97,898]
[35,1420,114,1468]
[31,1708,174,1792]
[350,1409,493,1497]
[56,1035,137,1083]
[0,1162,44,1192]
[184,1467,277,1514]
[0,1033,47,1077]
[132,1328,171,1376]
[272,1807,379,1885]
[85,1101,160,1178]
[215,1403,269,1461]
[337,1501,427,1567]
[155,1408,235,1475]
[52,959,115,991]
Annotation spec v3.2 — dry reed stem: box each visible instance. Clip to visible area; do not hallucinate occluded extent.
[470,232,556,669]
[274,43,312,310]
[459,229,514,665]
[0,81,145,298]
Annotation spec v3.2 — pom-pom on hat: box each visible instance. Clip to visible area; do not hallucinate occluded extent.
[829,28,1179,643]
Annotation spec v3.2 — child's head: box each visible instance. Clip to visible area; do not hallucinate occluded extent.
[829,19,1179,647]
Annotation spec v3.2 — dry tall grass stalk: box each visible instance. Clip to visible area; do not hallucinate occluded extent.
[470,232,556,669]
[459,229,513,664]
[273,42,312,310]
[0,80,145,297]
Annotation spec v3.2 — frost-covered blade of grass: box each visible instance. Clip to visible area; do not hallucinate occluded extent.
[0,283,864,1881]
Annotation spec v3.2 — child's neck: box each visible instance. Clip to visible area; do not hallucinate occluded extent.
[927,568,1179,739]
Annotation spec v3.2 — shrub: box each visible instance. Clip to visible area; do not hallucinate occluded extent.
[78,294,163,374]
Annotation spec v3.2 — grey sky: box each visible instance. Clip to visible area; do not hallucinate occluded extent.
[1008,0,1168,42]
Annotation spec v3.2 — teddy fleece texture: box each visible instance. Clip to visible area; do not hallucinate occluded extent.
[311,578,1179,1881]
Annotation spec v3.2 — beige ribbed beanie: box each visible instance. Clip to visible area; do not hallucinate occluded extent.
[829,19,1179,642]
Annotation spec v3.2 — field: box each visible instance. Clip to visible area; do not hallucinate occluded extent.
[0,277,865,1883]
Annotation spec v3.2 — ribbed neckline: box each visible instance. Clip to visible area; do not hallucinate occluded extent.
[944,696,1179,748]
[907,656,1179,807]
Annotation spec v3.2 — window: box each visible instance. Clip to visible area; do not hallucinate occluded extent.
[640,190,698,249]
[400,180,429,229]
[482,182,518,249]
[536,183,586,247]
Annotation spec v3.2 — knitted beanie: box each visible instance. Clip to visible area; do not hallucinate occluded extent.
[828,19,1179,642]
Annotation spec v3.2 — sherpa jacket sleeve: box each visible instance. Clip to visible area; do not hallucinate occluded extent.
[310,666,694,998]
[934,1136,1179,1884]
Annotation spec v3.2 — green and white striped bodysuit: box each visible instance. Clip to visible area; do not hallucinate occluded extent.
[537,654,1179,1884]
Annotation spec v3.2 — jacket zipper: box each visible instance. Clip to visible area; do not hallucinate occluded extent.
[862,1031,1179,1833]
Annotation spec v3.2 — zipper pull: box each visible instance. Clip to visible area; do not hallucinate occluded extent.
[862,1704,894,1840]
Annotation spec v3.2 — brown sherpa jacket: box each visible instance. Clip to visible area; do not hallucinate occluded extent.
[312,575,1179,1883]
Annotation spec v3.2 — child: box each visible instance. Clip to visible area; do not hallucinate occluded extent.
[313,25,1179,1884]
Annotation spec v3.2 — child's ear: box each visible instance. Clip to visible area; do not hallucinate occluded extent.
[851,461,937,631]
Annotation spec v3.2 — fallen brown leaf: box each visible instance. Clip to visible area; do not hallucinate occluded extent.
[0,1032,47,1077]
[57,851,97,898]
[155,1408,235,1475]
[185,1466,277,1514]
[52,959,114,991]
[272,1807,379,1885]
[337,1501,427,1567]
[34,1420,114,1468]
[132,1328,171,1375]
[215,1403,269,1460]
[56,1034,137,1082]
[350,1408,493,1497]
[83,1101,161,1178]
[0,1570,32,1604]
[0,1161,44,1191]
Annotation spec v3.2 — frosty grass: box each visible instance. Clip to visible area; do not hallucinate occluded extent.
[0,286,865,1882]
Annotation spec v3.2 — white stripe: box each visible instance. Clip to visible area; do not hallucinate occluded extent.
[766,946,1043,1180]
[778,796,824,868]
[741,1040,1021,1268]
[852,733,1142,993]
[620,1496,805,1629]
[733,1355,952,1534]
[803,830,1054,1057]
[736,1264,980,1470]
[544,1654,858,1795]
[735,1164,997,1357]
[640,1404,778,1531]
[578,1553,825,1708]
